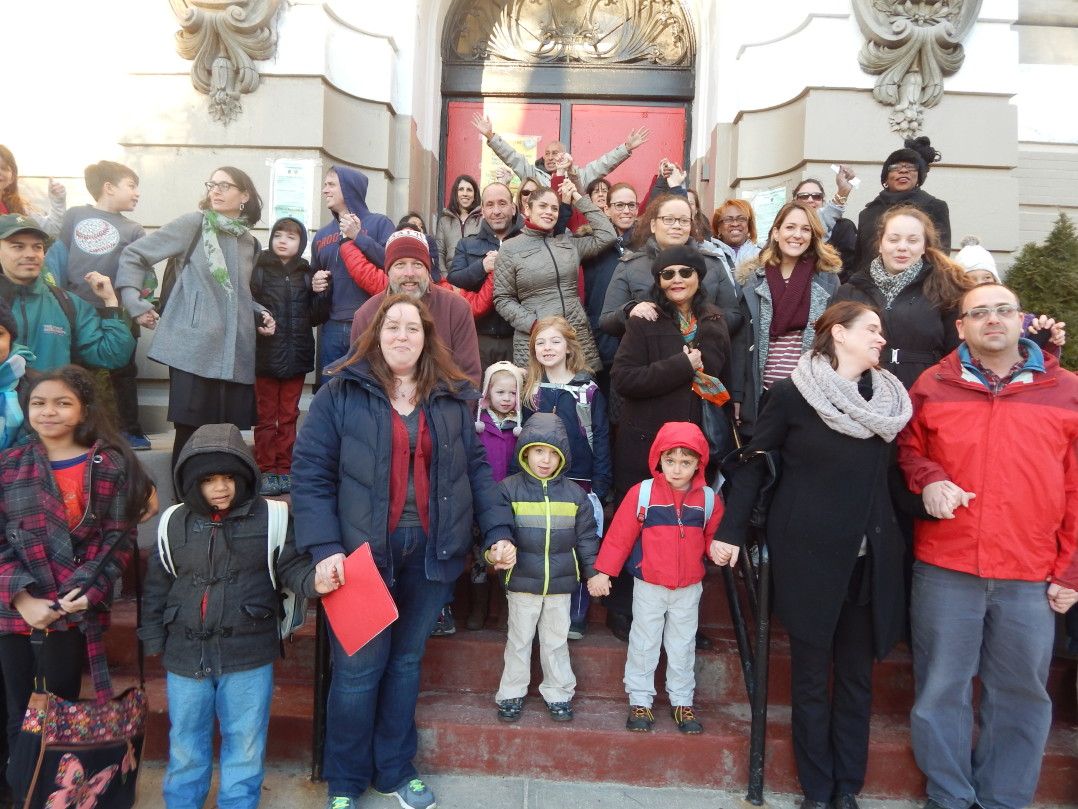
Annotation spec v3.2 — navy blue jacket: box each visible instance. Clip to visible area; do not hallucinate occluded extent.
[516,372,611,500]
[448,215,524,338]
[582,227,633,369]
[290,360,514,583]
[310,166,395,322]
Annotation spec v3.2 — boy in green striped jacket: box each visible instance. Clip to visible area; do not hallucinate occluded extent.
[487,412,599,725]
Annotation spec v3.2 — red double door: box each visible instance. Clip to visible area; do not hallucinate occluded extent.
[442,100,687,207]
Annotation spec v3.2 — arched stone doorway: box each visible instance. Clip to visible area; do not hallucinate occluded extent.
[438,0,698,203]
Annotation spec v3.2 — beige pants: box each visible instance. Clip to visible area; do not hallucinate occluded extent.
[495,592,575,703]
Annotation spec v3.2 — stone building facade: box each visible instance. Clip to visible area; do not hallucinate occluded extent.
[4,0,1075,424]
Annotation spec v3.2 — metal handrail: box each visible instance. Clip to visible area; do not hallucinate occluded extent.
[719,523,772,806]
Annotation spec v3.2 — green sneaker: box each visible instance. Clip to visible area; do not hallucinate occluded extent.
[376,777,436,809]
[326,797,355,809]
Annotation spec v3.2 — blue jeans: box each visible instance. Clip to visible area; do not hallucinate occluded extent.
[323,527,453,798]
[163,664,273,809]
[910,562,1054,809]
[320,319,355,384]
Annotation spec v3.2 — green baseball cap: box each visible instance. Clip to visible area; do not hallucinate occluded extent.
[0,214,48,241]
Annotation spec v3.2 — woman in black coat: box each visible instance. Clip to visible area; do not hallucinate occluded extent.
[718,300,913,809]
[610,245,731,500]
[835,205,971,391]
[851,137,951,276]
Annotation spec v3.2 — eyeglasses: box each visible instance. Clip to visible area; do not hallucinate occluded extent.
[658,216,692,227]
[520,189,534,197]
[794,192,824,202]
[205,181,239,193]
[658,267,697,281]
[610,201,638,211]
[960,304,1019,321]
[718,215,749,225]
[886,163,918,175]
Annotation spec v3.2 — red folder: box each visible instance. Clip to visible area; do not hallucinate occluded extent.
[322,544,399,656]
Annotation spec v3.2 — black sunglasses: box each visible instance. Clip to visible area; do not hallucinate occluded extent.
[795,192,824,202]
[658,267,696,281]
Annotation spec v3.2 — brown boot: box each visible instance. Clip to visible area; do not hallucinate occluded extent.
[467,581,490,630]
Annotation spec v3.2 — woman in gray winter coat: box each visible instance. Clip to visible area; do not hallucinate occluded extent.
[494,182,616,371]
[434,174,482,273]
[116,166,273,467]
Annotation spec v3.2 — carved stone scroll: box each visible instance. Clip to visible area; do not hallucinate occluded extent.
[853,0,982,137]
[170,0,281,124]
[445,0,694,67]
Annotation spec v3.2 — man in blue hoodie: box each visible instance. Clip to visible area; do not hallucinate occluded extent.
[311,166,395,380]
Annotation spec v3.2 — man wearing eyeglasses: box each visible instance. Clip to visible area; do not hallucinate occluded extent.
[898,282,1078,809]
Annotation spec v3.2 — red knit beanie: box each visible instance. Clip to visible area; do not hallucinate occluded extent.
[384,229,431,272]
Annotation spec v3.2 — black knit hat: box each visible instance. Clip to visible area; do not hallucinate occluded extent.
[881,136,941,187]
[179,451,255,515]
[652,245,707,280]
[0,299,17,342]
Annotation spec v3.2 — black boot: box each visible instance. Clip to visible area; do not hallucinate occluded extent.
[605,610,632,642]
[467,581,490,630]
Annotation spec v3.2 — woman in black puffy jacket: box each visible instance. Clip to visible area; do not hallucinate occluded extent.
[250,216,330,494]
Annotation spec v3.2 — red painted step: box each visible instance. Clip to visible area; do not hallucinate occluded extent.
[412,692,1078,802]
[104,600,1078,723]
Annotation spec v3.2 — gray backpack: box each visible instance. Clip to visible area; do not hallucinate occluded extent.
[155,499,307,645]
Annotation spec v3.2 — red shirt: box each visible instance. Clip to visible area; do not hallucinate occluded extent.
[50,453,89,528]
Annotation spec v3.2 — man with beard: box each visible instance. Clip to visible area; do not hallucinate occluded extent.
[349,229,481,384]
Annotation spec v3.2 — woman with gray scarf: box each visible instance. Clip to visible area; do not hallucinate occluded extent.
[834,205,972,390]
[717,300,913,809]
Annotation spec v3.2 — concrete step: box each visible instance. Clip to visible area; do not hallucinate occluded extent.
[104,599,1078,723]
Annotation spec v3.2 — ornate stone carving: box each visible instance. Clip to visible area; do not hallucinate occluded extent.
[170,0,281,124]
[445,0,694,67]
[853,0,981,137]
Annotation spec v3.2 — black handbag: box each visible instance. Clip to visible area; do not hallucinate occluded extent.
[8,535,146,809]
[720,446,781,529]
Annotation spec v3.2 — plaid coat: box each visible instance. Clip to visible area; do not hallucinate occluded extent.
[0,440,136,700]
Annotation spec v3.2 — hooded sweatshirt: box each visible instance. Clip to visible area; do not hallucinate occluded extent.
[311,166,395,321]
[139,423,318,678]
[596,421,722,589]
[496,413,599,595]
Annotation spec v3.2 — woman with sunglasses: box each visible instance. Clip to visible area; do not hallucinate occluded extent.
[793,176,858,278]
[611,244,731,499]
[735,201,843,434]
[117,166,272,465]
[599,194,740,341]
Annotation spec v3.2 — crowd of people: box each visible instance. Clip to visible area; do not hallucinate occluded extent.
[0,130,1074,809]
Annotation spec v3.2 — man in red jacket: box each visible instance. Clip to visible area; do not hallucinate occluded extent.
[898,282,1078,809]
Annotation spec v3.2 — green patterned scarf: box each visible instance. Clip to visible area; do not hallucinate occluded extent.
[202,210,249,296]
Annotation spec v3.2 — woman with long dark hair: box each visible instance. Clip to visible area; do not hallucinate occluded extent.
[435,174,482,273]
[291,294,513,809]
[116,165,272,466]
[718,301,912,809]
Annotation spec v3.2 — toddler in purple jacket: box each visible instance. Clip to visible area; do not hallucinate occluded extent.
[464,361,525,629]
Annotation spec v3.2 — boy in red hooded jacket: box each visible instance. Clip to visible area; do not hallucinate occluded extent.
[588,421,739,734]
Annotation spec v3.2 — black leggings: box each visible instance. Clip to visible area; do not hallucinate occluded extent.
[0,631,85,756]
[171,422,199,472]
